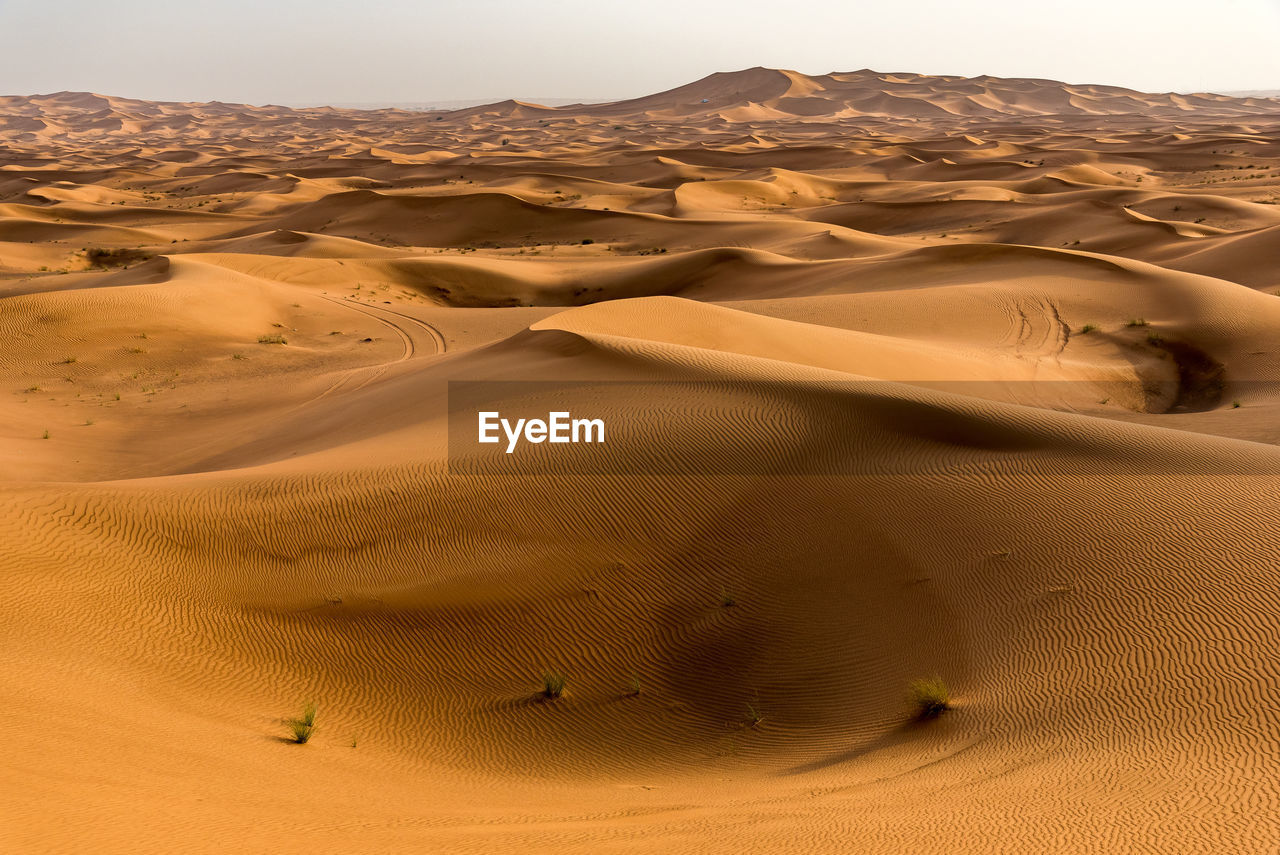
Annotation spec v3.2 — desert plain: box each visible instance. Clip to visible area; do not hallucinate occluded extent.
[2,68,1280,852]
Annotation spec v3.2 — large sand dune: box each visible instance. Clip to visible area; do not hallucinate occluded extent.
[2,69,1280,853]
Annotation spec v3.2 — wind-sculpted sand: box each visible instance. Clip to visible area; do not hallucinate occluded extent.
[2,69,1280,853]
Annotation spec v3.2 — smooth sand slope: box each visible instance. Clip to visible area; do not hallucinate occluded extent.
[2,69,1280,853]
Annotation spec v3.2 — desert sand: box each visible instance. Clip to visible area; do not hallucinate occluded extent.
[2,68,1280,852]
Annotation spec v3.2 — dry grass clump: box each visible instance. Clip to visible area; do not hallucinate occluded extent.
[908,677,951,720]
[285,701,318,743]
[540,672,566,700]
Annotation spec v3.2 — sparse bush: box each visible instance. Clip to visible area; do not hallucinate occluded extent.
[907,677,951,720]
[540,672,566,699]
[1079,324,1097,334]
[744,702,764,727]
[284,701,318,743]
[258,334,287,345]
[1127,318,1148,327]
[625,674,642,697]
[719,589,736,608]
[83,247,150,268]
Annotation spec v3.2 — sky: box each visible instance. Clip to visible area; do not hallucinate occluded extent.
[1,0,1278,106]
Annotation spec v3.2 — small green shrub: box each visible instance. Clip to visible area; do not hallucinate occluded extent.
[1079,324,1097,334]
[744,702,764,727]
[540,672,566,699]
[258,334,287,345]
[1127,318,1148,328]
[285,701,318,744]
[907,677,951,720]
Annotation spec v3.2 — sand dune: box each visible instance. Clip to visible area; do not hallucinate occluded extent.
[2,69,1280,853]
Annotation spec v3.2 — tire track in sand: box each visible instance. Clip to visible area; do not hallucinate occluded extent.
[310,295,447,401]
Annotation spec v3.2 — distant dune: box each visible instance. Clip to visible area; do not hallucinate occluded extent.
[4,67,1278,138]
[2,68,1280,854]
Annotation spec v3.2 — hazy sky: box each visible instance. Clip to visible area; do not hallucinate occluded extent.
[2,0,1277,105]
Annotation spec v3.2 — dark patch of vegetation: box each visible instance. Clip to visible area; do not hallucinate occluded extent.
[83,247,152,268]
[284,701,318,744]
[908,677,951,720]
[540,672,566,700]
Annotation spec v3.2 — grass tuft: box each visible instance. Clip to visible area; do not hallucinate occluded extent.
[284,701,318,744]
[540,671,566,700]
[1078,324,1097,334]
[257,334,287,345]
[907,677,951,720]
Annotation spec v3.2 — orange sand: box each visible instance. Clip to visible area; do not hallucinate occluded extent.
[2,69,1280,853]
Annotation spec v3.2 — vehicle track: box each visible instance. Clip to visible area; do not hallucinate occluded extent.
[309,295,447,401]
